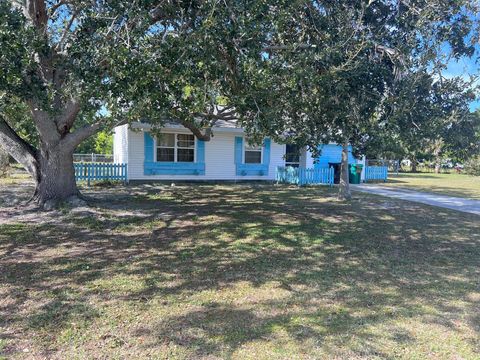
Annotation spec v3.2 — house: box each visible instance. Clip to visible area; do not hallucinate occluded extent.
[113,121,364,182]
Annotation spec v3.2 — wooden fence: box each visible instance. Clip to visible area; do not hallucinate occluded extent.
[276,166,334,186]
[364,166,388,182]
[74,162,127,184]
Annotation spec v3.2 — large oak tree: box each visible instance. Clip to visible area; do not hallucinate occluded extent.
[245,0,478,198]
[0,0,287,207]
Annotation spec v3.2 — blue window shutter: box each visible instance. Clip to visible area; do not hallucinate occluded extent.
[235,137,243,164]
[144,132,154,162]
[263,138,271,165]
[197,139,205,163]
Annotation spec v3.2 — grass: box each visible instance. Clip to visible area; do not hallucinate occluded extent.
[0,181,479,359]
[385,172,480,199]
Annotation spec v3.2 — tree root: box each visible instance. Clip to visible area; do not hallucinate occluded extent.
[24,189,89,211]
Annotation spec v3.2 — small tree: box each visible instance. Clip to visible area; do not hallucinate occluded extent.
[464,156,480,176]
[94,131,113,155]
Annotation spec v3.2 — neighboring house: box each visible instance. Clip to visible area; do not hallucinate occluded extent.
[113,121,363,182]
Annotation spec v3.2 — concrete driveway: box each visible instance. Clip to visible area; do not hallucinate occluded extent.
[351,184,480,216]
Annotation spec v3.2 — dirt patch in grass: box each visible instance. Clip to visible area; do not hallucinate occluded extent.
[0,180,479,359]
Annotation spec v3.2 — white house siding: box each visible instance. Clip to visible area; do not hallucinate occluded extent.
[305,149,315,168]
[127,128,286,181]
[113,125,128,164]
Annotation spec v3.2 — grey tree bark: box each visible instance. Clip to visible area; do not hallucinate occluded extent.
[410,155,417,172]
[0,115,39,183]
[32,144,80,205]
[338,141,351,200]
[0,107,99,208]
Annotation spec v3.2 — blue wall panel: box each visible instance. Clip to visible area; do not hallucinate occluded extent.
[314,144,356,168]
[144,132,154,162]
[234,137,243,164]
[196,139,205,163]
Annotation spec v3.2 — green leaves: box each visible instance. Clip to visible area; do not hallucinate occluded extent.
[0,0,478,158]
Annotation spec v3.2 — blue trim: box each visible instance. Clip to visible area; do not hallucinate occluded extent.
[235,137,270,176]
[143,132,206,175]
[237,163,269,176]
[144,162,205,175]
[144,132,154,162]
[263,138,271,166]
[197,140,205,163]
[234,137,243,164]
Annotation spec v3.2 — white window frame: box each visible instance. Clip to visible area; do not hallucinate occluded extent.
[155,133,196,163]
[243,139,263,164]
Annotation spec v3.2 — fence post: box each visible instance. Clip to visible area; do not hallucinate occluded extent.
[86,163,90,186]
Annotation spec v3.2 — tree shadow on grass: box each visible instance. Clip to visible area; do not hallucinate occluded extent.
[0,183,479,358]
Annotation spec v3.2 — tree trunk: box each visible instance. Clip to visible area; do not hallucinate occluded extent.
[31,145,81,207]
[410,156,417,173]
[1,114,85,209]
[432,139,443,175]
[338,141,351,201]
[434,150,441,174]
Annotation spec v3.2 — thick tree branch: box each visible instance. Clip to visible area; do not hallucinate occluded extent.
[179,120,213,141]
[27,100,62,144]
[193,110,237,122]
[24,0,48,34]
[0,115,39,181]
[61,122,102,150]
[62,113,131,150]
[55,99,81,135]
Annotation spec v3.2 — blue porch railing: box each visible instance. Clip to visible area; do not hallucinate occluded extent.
[276,166,334,186]
[364,166,388,182]
[74,162,127,184]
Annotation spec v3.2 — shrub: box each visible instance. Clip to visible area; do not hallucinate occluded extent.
[464,156,480,176]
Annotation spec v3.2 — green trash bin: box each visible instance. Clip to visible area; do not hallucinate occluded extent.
[349,164,363,184]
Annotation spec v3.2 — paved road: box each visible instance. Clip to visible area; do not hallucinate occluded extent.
[351,184,480,216]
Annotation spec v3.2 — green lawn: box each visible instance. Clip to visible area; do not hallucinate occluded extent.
[1,182,479,359]
[385,172,480,199]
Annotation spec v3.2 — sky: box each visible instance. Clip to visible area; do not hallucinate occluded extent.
[442,52,479,111]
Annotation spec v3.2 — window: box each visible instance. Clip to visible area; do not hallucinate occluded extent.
[245,142,262,164]
[176,134,195,162]
[285,144,300,167]
[157,133,195,162]
[157,133,175,162]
